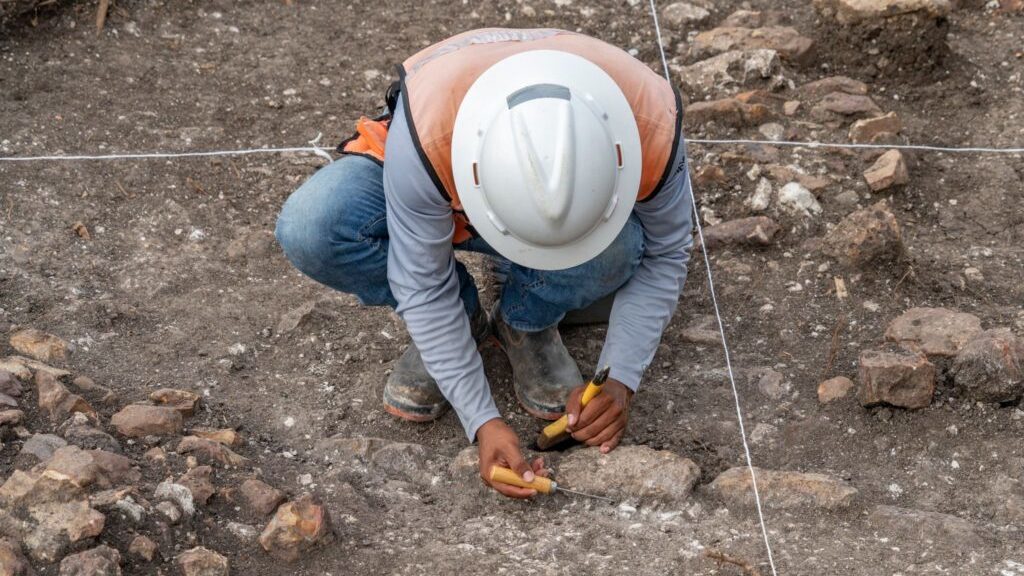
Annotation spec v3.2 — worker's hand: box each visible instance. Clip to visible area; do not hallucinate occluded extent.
[477,418,548,499]
[565,378,633,454]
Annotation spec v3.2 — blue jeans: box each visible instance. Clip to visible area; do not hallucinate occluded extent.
[275,155,644,332]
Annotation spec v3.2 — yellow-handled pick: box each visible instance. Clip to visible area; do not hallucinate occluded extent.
[489,466,613,502]
[535,366,610,451]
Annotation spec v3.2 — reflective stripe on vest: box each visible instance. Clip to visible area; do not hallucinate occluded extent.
[398,28,682,243]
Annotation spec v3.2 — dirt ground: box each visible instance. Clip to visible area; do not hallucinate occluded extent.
[2,0,1024,574]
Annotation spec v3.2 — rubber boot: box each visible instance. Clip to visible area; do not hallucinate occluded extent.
[383,306,492,422]
[492,305,584,420]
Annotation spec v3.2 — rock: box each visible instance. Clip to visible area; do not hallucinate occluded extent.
[0,538,32,576]
[820,200,902,267]
[69,376,115,405]
[884,307,983,357]
[684,98,771,128]
[701,216,780,248]
[177,436,248,467]
[812,92,882,120]
[709,467,857,510]
[314,436,431,485]
[225,227,275,261]
[818,376,855,403]
[0,409,24,427]
[226,521,259,542]
[155,501,182,524]
[0,393,17,408]
[128,534,158,562]
[144,447,167,464]
[783,100,800,116]
[863,149,909,191]
[238,479,285,516]
[23,500,105,563]
[746,178,773,211]
[691,26,814,64]
[679,316,721,345]
[866,505,987,549]
[113,497,145,523]
[674,50,781,96]
[753,367,788,399]
[58,545,121,576]
[9,329,69,364]
[858,349,935,408]
[110,405,183,437]
[758,122,785,141]
[19,434,68,466]
[0,359,32,382]
[42,446,139,490]
[558,445,701,503]
[450,446,480,485]
[154,482,195,517]
[833,189,860,207]
[61,420,121,453]
[87,488,132,510]
[799,76,869,98]
[0,469,82,508]
[178,466,215,506]
[721,9,784,27]
[661,1,710,25]
[849,112,901,143]
[813,0,952,24]
[694,165,728,186]
[259,494,333,562]
[176,547,229,576]
[777,182,822,217]
[35,371,96,423]
[190,428,244,448]
[148,388,200,416]
[0,371,22,397]
[951,328,1024,403]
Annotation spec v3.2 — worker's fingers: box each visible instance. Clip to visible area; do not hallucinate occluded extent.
[491,482,538,499]
[564,386,585,430]
[585,419,625,447]
[531,457,550,478]
[505,449,535,482]
[572,400,622,441]
[575,394,613,430]
[600,428,624,454]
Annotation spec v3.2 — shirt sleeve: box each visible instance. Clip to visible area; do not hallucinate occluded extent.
[598,141,695,390]
[383,97,500,442]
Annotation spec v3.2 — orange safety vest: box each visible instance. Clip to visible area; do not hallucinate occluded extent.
[342,28,682,244]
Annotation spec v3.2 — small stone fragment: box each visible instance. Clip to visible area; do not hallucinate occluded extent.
[558,445,701,503]
[226,521,259,542]
[191,427,244,447]
[110,405,183,437]
[149,388,200,416]
[799,76,869,98]
[35,371,96,422]
[144,447,167,464]
[884,307,983,357]
[783,100,801,116]
[176,547,229,576]
[0,537,32,576]
[820,200,902,268]
[661,1,710,25]
[818,376,855,403]
[128,534,158,562]
[238,479,286,516]
[702,216,780,248]
[177,436,248,467]
[9,329,69,363]
[951,328,1024,403]
[813,0,952,24]
[685,98,771,127]
[58,545,121,576]
[849,111,901,143]
[259,494,333,562]
[863,149,909,191]
[753,367,788,399]
[813,92,882,120]
[777,182,822,217]
[691,26,815,64]
[709,467,857,509]
[858,349,935,409]
[178,466,216,506]
[0,370,22,397]
[155,501,182,524]
[155,482,195,517]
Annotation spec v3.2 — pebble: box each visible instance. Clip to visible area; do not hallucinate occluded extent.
[863,149,909,191]
[818,376,855,403]
[709,467,858,510]
[128,534,158,562]
[176,546,229,576]
[951,328,1024,403]
[777,182,822,217]
[259,494,333,562]
[758,122,786,141]
[111,405,184,437]
[820,200,903,268]
[237,478,286,516]
[227,521,259,542]
[858,349,935,409]
[149,388,201,416]
[746,178,773,211]
[155,500,182,524]
[884,307,983,357]
[849,111,901,143]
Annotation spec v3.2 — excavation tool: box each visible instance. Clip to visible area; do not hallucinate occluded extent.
[490,466,614,502]
[534,365,610,451]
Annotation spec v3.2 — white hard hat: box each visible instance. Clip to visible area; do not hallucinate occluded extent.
[451,50,641,271]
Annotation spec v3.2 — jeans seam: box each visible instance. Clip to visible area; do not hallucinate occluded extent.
[357,214,388,242]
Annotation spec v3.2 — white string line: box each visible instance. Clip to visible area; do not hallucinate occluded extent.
[689,138,1024,154]
[0,146,334,162]
[647,0,780,574]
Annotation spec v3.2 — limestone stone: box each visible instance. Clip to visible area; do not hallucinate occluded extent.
[777,182,822,217]
[884,307,983,357]
[818,376,855,403]
[709,467,858,510]
[864,149,909,191]
[258,494,333,562]
[951,328,1024,403]
[58,545,121,576]
[858,349,935,408]
[820,200,902,268]
[691,26,814,64]
[110,405,183,437]
[850,112,902,143]
[702,217,780,249]
[673,50,780,96]
[558,445,701,503]
[238,479,285,516]
[9,329,68,364]
[176,547,228,576]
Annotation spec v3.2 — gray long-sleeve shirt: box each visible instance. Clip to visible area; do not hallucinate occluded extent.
[383,95,694,441]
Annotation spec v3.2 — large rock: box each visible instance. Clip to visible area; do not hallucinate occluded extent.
[9,330,69,364]
[813,0,952,24]
[884,307,983,357]
[709,467,857,510]
[0,538,32,576]
[176,547,228,576]
[951,328,1024,403]
[864,149,909,191]
[44,446,139,490]
[866,505,988,549]
[558,445,701,503]
[691,26,815,64]
[18,434,67,466]
[237,479,285,516]
[820,200,902,268]
[35,371,95,423]
[858,349,935,408]
[701,217,780,249]
[58,545,121,576]
[110,405,183,437]
[258,494,333,562]
[684,98,771,128]
[849,111,902,143]
[673,50,781,97]
[22,500,105,562]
